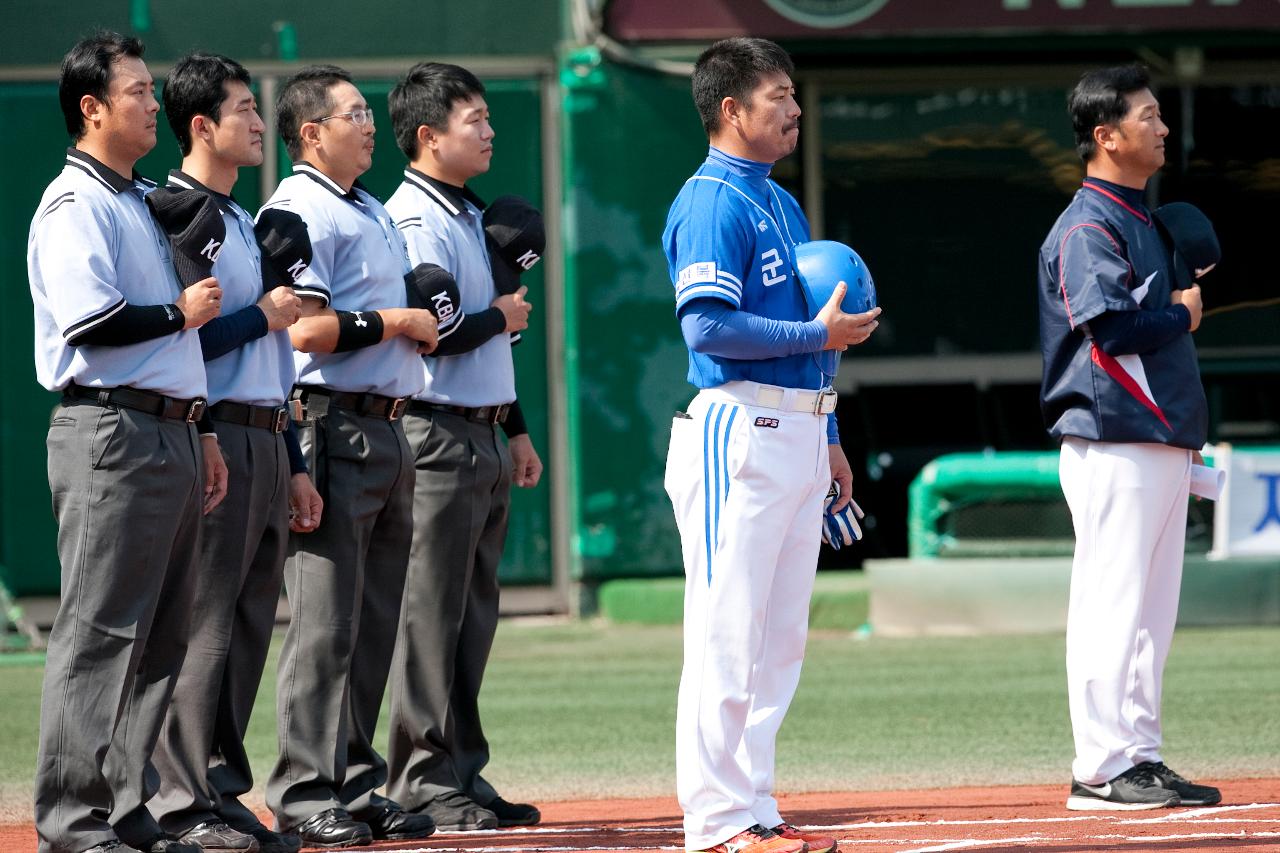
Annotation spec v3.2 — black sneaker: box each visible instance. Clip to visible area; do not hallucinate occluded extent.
[417,790,498,831]
[487,797,541,827]
[1066,764,1181,810]
[1138,761,1222,806]
[177,821,259,851]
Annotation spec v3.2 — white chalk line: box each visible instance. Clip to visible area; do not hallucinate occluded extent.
[900,830,1280,853]
[1122,801,1280,822]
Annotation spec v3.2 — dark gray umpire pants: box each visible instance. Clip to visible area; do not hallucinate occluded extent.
[35,403,204,853]
[148,419,290,837]
[266,404,415,830]
[386,409,511,810]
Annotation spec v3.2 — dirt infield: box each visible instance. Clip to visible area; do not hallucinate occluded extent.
[5,779,1278,852]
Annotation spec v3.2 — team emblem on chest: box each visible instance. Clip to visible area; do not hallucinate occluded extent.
[760,248,786,287]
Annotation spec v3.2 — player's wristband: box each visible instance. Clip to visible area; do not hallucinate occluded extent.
[500,399,528,439]
[333,310,385,352]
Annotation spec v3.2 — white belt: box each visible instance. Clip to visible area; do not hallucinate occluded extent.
[704,380,837,416]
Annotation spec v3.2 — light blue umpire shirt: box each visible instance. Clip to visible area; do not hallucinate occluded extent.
[28,149,207,398]
[258,162,424,399]
[385,167,515,407]
[168,170,295,406]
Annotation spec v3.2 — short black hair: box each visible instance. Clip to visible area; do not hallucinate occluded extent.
[277,64,353,160]
[1068,65,1152,163]
[389,62,486,159]
[58,31,146,140]
[692,37,794,136]
[163,52,252,156]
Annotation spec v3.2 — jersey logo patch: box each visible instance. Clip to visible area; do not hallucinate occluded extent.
[754,416,779,429]
[678,261,717,288]
[757,220,769,232]
[761,249,786,287]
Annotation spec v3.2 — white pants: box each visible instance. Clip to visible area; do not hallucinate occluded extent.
[1059,437,1191,785]
[665,383,829,850]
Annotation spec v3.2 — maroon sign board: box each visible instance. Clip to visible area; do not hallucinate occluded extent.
[605,0,1280,41]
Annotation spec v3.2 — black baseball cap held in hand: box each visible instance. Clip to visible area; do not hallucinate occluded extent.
[405,262,462,336]
[1154,202,1221,290]
[483,195,545,296]
[145,187,227,287]
[254,208,314,292]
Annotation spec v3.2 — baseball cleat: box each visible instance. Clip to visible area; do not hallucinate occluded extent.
[1066,764,1180,810]
[773,822,836,853]
[688,823,807,853]
[1137,761,1222,806]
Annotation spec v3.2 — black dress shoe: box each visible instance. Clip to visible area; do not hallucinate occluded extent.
[178,821,259,851]
[417,790,498,831]
[292,809,372,849]
[240,825,302,853]
[487,797,542,827]
[85,842,145,853]
[135,836,203,853]
[354,803,436,840]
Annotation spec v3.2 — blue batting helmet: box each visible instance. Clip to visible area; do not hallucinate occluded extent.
[793,240,876,319]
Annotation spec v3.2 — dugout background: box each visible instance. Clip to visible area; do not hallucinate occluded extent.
[1,0,1278,610]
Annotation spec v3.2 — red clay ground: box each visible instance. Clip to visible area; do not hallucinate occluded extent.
[5,779,1278,853]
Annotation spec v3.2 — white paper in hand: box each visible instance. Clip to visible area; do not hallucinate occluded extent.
[1190,463,1225,501]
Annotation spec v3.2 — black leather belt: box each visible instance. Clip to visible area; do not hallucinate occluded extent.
[407,400,509,425]
[208,400,289,433]
[63,382,206,423]
[293,386,408,421]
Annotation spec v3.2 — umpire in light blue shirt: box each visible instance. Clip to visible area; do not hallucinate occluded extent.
[28,32,229,853]
[256,65,439,850]
[382,61,542,833]
[143,53,323,853]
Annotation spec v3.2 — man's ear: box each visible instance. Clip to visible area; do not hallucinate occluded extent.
[1094,122,1119,153]
[80,93,105,126]
[299,120,322,151]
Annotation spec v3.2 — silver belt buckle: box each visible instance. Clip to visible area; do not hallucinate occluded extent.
[272,407,289,433]
[186,398,207,422]
[813,389,837,416]
[388,397,408,420]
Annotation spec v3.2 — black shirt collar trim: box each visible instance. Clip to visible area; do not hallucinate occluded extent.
[166,169,240,215]
[293,161,361,201]
[65,147,148,194]
[403,167,486,217]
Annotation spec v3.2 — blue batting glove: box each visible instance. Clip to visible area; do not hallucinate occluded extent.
[822,481,865,550]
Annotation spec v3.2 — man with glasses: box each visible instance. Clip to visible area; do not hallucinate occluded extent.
[257,64,439,849]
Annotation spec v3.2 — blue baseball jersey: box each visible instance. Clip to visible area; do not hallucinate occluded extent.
[663,148,822,391]
[259,163,424,398]
[28,149,206,398]
[168,171,295,406]
[1038,179,1207,449]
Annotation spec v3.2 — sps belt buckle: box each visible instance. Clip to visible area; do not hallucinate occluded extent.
[813,388,837,416]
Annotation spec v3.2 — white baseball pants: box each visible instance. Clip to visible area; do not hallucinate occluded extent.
[665,382,830,850]
[1059,437,1192,785]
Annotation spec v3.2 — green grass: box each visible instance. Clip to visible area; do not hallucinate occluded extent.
[1,622,1278,816]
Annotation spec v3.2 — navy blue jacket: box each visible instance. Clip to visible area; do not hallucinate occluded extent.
[1038,180,1207,450]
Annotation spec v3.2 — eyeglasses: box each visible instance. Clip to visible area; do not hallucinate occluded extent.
[313,108,374,127]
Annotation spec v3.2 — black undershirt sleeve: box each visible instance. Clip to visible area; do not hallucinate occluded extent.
[1087,305,1191,356]
[333,310,386,352]
[198,305,269,361]
[429,307,506,357]
[500,399,528,439]
[67,302,185,347]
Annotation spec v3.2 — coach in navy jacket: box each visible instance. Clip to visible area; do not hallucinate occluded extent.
[1037,65,1218,813]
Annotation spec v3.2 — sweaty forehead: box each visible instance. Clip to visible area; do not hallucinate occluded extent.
[1123,88,1159,117]
[109,56,151,90]
[328,80,367,111]
[752,71,794,96]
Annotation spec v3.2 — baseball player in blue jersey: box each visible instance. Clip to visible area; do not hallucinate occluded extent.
[663,38,880,853]
[1038,65,1220,811]
[29,33,229,853]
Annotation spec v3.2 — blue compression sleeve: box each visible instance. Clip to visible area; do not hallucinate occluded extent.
[283,420,308,475]
[679,299,827,360]
[197,304,269,361]
[826,412,839,445]
[1087,305,1191,356]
